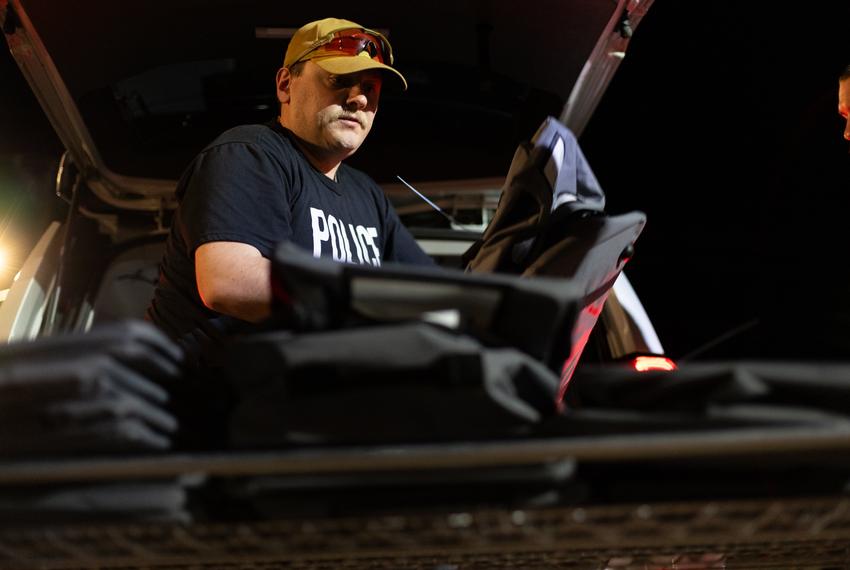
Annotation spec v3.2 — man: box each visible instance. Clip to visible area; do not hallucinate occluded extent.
[839,64,850,140]
[146,17,433,362]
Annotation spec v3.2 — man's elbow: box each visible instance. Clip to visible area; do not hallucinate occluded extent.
[196,273,271,323]
[197,278,232,314]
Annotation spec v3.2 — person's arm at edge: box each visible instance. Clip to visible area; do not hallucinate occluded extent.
[195,241,272,323]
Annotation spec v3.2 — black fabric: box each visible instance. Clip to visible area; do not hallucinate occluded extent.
[269,241,580,371]
[522,211,645,293]
[0,353,169,404]
[0,320,182,458]
[0,481,191,524]
[224,323,560,446]
[571,361,850,412]
[463,116,610,273]
[218,241,587,448]
[522,211,646,402]
[146,121,433,363]
[570,363,768,410]
[549,362,850,436]
[0,392,177,434]
[460,117,645,404]
[0,418,173,456]
[0,319,183,386]
[534,116,606,214]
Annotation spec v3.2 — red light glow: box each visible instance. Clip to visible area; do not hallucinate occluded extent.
[632,356,677,372]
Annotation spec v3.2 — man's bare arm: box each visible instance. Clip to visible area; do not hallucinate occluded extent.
[195,241,272,323]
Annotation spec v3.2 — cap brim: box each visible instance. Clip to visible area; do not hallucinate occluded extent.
[313,56,408,90]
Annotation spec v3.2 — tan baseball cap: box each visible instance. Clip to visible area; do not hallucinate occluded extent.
[283,18,407,90]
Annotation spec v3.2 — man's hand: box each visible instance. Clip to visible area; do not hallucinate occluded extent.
[195,241,272,323]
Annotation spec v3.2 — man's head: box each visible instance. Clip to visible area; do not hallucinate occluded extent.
[275,18,407,170]
[838,64,850,141]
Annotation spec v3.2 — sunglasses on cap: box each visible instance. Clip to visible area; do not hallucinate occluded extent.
[289,28,393,67]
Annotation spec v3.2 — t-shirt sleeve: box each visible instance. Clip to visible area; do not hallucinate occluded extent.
[178,141,292,258]
[378,193,436,266]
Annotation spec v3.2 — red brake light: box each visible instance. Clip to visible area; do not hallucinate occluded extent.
[632,356,677,372]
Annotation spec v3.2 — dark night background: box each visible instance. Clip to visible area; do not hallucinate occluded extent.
[581,1,850,360]
[1,0,850,361]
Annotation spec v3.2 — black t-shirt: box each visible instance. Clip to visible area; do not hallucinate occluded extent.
[146,122,433,361]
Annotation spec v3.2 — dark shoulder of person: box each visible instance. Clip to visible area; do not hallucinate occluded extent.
[338,164,391,206]
[206,122,293,154]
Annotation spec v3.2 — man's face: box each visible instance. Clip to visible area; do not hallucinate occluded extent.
[839,78,850,141]
[279,61,383,161]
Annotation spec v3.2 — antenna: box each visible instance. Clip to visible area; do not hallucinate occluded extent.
[395,175,476,231]
[677,318,759,362]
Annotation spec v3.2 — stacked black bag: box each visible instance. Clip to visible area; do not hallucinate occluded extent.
[0,320,183,457]
[0,320,190,523]
[224,244,578,446]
